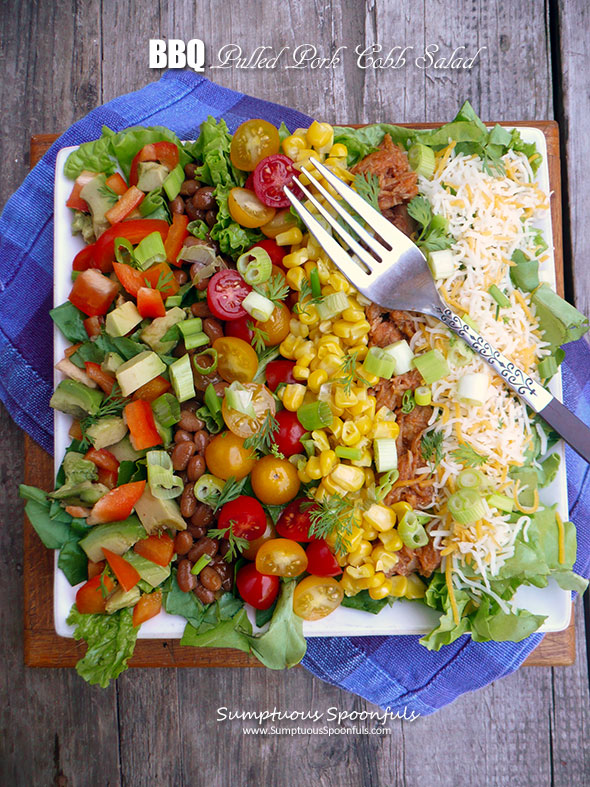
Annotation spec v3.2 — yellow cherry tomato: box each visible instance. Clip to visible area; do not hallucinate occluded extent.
[204,432,255,480]
[250,455,301,505]
[241,515,277,561]
[293,576,344,620]
[221,382,276,438]
[213,336,259,383]
[228,188,276,229]
[255,538,308,577]
[257,302,290,346]
[230,119,280,171]
[261,208,298,238]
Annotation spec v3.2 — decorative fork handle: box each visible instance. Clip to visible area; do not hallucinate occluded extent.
[435,306,590,462]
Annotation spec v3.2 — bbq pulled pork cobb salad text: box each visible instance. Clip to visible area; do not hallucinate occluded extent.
[21,102,588,687]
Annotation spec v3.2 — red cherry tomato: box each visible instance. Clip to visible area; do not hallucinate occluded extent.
[252,154,301,208]
[305,539,342,577]
[275,498,316,542]
[207,269,251,321]
[217,495,267,540]
[236,563,280,610]
[275,410,307,457]
[244,172,255,191]
[224,315,254,343]
[249,238,287,267]
[265,360,296,392]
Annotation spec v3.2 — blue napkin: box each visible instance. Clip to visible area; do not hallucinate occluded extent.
[2,71,588,715]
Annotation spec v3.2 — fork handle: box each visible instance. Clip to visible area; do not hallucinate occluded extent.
[436,306,590,463]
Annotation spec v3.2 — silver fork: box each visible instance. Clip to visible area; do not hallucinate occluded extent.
[284,157,590,463]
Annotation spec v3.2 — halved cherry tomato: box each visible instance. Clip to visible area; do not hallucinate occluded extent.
[241,516,277,561]
[132,589,163,626]
[274,410,307,457]
[164,213,189,265]
[87,480,146,525]
[133,532,174,566]
[204,432,256,481]
[207,269,251,321]
[73,245,96,272]
[66,171,96,212]
[124,400,162,450]
[132,375,171,403]
[236,563,279,610]
[230,119,280,172]
[255,538,308,577]
[221,382,275,438]
[84,362,116,395]
[218,495,266,541]
[293,575,344,620]
[305,540,342,577]
[253,154,300,208]
[250,456,300,505]
[93,219,169,273]
[224,315,254,343]
[244,172,255,190]
[276,498,316,541]
[83,315,103,338]
[129,141,179,187]
[228,188,276,228]
[102,547,141,592]
[265,360,296,392]
[105,186,145,225]
[137,286,166,318]
[261,208,298,238]
[256,302,290,346]
[84,447,119,473]
[106,173,128,196]
[69,269,119,316]
[87,559,106,580]
[249,238,287,266]
[75,574,115,614]
[213,336,259,384]
[97,467,118,489]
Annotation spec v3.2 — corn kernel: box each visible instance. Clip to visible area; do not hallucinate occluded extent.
[372,548,398,574]
[282,248,308,269]
[279,334,299,359]
[332,320,352,339]
[346,540,372,566]
[328,272,350,292]
[356,415,372,436]
[341,421,361,446]
[329,143,348,158]
[365,571,387,589]
[306,121,334,151]
[319,354,342,376]
[276,227,303,247]
[297,467,312,484]
[380,529,403,552]
[345,563,374,580]
[293,128,308,139]
[299,304,319,325]
[282,383,306,411]
[308,369,328,392]
[334,386,358,409]
[319,449,338,476]
[392,501,413,519]
[363,504,396,532]
[362,523,378,540]
[288,318,309,338]
[321,474,348,497]
[342,307,364,323]
[363,467,375,487]
[329,464,365,492]
[293,365,310,381]
[369,580,393,600]
[390,576,408,597]
[305,456,322,480]
[405,574,427,599]
[324,156,346,169]
[344,523,364,553]
[282,134,307,159]
[347,344,368,360]
[339,574,357,596]
[350,449,372,468]
[293,340,313,360]
[371,421,401,439]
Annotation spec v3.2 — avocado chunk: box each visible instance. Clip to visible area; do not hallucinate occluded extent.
[136,162,169,193]
[85,415,128,450]
[140,307,186,354]
[106,301,143,338]
[79,515,147,562]
[108,435,146,463]
[105,585,141,614]
[71,210,95,244]
[50,379,104,420]
[124,550,171,588]
[49,452,110,506]
[134,486,186,533]
[101,352,125,374]
[80,173,114,238]
[115,351,167,397]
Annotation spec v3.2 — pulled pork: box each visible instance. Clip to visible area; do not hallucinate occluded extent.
[351,133,418,210]
[387,539,441,579]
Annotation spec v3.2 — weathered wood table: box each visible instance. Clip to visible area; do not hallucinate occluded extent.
[1,1,589,785]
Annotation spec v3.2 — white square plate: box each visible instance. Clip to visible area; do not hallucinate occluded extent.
[52,127,571,639]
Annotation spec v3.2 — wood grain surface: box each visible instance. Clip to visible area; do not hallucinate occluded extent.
[2,2,589,786]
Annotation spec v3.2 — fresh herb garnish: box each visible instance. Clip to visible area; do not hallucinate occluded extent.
[206,475,247,513]
[305,494,356,555]
[401,389,416,413]
[243,411,280,455]
[407,196,453,253]
[154,269,174,292]
[336,351,369,394]
[79,384,126,448]
[207,520,249,562]
[354,172,381,211]
[248,321,269,354]
[295,277,323,316]
[254,272,289,305]
[97,183,119,205]
[421,429,444,473]
[99,567,113,599]
[451,443,487,468]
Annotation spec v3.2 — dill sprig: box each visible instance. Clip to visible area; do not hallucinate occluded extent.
[79,383,127,448]
[294,278,323,317]
[207,521,249,562]
[247,321,269,354]
[335,351,369,394]
[304,494,357,555]
[243,411,280,455]
[254,272,289,305]
[204,475,247,513]
[97,183,118,205]
[451,443,487,468]
[421,429,444,474]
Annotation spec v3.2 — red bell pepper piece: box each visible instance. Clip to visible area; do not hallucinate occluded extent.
[87,480,146,525]
[141,261,179,297]
[124,400,162,450]
[132,375,171,403]
[102,548,141,592]
[164,213,189,265]
[73,245,96,272]
[83,315,103,338]
[137,286,166,318]
[66,171,96,212]
[84,362,117,395]
[75,574,115,614]
[87,559,106,580]
[84,447,120,473]
[133,533,175,567]
[64,343,82,358]
[69,269,119,317]
[129,141,179,187]
[132,589,163,627]
[106,172,128,196]
[92,219,169,273]
[97,467,118,490]
[105,186,145,225]
[113,262,146,297]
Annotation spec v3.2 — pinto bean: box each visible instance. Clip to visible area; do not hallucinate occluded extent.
[169,196,185,214]
[174,531,194,556]
[205,209,217,228]
[192,186,216,211]
[177,559,196,592]
[173,269,188,286]
[171,441,196,470]
[193,582,216,605]
[190,503,214,528]
[184,162,198,179]
[188,537,218,562]
[174,429,194,444]
[203,318,223,343]
[185,200,206,222]
[180,482,198,518]
[187,454,206,482]
[192,430,209,453]
[200,565,222,592]
[178,410,205,432]
[180,179,198,197]
[191,301,212,318]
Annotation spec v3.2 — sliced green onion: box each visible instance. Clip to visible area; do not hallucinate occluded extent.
[242,291,275,322]
[297,400,333,430]
[184,331,209,351]
[382,340,414,375]
[488,284,511,308]
[163,163,185,201]
[398,511,428,548]
[362,346,395,380]
[151,392,181,427]
[146,450,184,499]
[461,313,479,332]
[204,383,222,417]
[191,553,212,576]
[169,354,195,403]
[301,438,315,458]
[374,469,399,502]
[414,386,432,406]
[457,372,489,405]
[448,489,486,524]
[178,244,216,265]
[413,349,449,384]
[114,237,135,265]
[538,356,558,379]
[134,231,166,270]
[448,341,473,368]
[237,247,272,286]
[193,348,218,375]
[178,317,203,338]
[408,142,435,179]
[165,295,183,308]
[373,438,398,473]
[486,492,515,513]
[316,291,348,321]
[194,474,225,504]
[428,249,455,280]
[309,266,321,298]
[139,187,166,217]
[457,469,484,490]
[225,382,256,417]
[335,446,362,461]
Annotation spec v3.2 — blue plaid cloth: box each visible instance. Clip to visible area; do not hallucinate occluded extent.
[2,72,588,714]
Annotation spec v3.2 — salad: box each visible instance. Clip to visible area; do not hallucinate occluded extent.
[20,102,589,687]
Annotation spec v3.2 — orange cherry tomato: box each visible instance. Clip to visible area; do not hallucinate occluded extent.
[256,302,290,346]
[241,515,277,561]
[221,382,276,439]
[255,538,308,577]
[213,336,259,383]
[250,456,300,505]
[230,119,280,171]
[293,575,344,621]
[204,432,256,481]
[261,208,298,238]
[228,188,276,228]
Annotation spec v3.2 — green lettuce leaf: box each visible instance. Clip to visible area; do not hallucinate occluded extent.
[180,593,251,653]
[210,184,263,258]
[186,116,245,188]
[64,134,117,179]
[66,606,138,687]
[531,283,589,350]
[19,484,72,549]
[50,302,89,344]
[342,588,392,614]
[471,597,546,642]
[109,125,190,180]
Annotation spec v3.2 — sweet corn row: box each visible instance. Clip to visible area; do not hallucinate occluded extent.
[276,123,426,602]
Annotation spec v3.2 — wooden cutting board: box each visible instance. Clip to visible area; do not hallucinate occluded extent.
[23,123,574,668]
